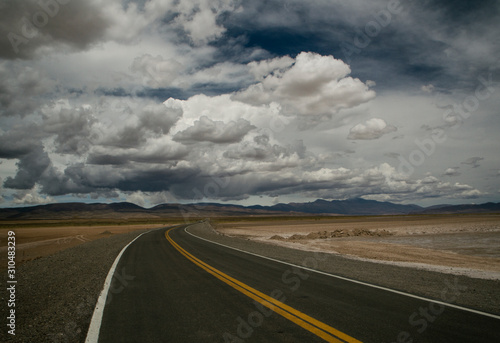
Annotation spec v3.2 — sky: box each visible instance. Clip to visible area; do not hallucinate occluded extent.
[0,0,499,208]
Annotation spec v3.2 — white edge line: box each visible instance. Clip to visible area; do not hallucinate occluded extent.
[184,224,500,321]
[85,229,154,343]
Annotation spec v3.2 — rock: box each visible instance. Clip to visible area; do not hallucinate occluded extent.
[269,235,285,241]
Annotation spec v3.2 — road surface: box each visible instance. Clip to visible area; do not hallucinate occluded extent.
[93,224,500,342]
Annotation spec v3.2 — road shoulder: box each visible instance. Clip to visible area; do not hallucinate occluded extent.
[0,229,149,343]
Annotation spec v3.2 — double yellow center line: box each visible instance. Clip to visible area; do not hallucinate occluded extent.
[165,228,362,343]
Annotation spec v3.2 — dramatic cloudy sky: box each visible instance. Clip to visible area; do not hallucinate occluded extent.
[0,0,499,208]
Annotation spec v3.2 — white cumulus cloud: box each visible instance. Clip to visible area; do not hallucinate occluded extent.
[348,118,397,140]
[234,52,376,117]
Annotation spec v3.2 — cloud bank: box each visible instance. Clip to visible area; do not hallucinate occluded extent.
[0,0,498,208]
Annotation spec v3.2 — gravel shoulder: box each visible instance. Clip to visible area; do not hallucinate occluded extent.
[1,228,152,343]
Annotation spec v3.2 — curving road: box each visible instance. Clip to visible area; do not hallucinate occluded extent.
[91,224,500,342]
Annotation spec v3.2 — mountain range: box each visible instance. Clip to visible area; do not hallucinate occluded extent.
[1,198,499,220]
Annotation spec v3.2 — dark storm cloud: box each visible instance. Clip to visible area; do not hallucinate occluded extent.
[392,0,500,89]
[104,103,182,148]
[86,153,130,166]
[115,167,201,193]
[0,141,75,198]
[166,161,485,202]
[0,127,42,158]
[0,62,57,117]
[109,125,149,149]
[3,146,51,189]
[43,105,98,155]
[424,0,499,22]
[61,162,201,194]
[86,145,189,166]
[223,135,300,161]
[223,0,500,91]
[139,104,182,135]
[0,0,110,59]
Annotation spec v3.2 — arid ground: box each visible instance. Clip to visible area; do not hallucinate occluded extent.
[215,214,500,280]
[2,214,500,280]
[0,222,171,269]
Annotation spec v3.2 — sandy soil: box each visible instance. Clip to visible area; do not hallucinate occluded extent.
[216,215,500,280]
[0,224,165,269]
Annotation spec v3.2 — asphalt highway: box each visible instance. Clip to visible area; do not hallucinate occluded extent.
[95,225,500,342]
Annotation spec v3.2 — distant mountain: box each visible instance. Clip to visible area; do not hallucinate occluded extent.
[0,202,150,220]
[251,198,422,215]
[1,199,499,220]
[415,202,500,214]
[0,201,285,220]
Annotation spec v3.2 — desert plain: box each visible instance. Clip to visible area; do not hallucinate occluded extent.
[2,214,500,280]
[0,220,171,269]
[215,214,500,280]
